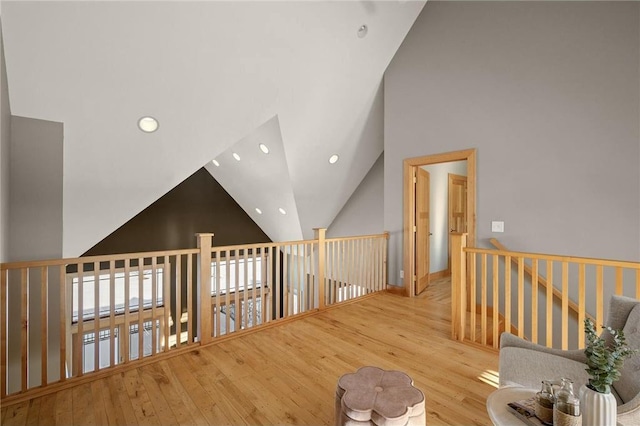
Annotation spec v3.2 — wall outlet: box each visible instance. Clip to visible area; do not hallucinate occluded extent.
[400,270,404,279]
[491,221,505,233]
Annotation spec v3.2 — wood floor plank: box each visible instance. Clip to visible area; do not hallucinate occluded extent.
[2,400,29,426]
[1,278,500,425]
[72,383,96,426]
[36,393,56,426]
[53,388,73,426]
[121,369,160,426]
[106,373,138,426]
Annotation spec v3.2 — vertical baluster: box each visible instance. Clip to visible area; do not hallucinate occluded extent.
[225,250,231,334]
[546,260,554,348]
[275,246,281,321]
[492,255,499,349]
[123,260,130,362]
[108,261,116,367]
[596,265,604,334]
[234,250,240,332]
[163,256,170,352]
[40,266,48,385]
[21,268,29,388]
[243,248,248,328]
[2,267,8,395]
[137,259,144,357]
[263,247,270,322]
[283,246,289,318]
[59,265,67,380]
[151,258,157,355]
[615,267,623,295]
[296,244,302,314]
[251,248,257,327]
[310,243,316,309]
[186,254,193,344]
[504,255,511,337]
[561,262,569,350]
[175,256,182,348]
[469,252,476,343]
[334,240,339,302]
[76,265,83,376]
[383,234,388,290]
[517,257,524,338]
[578,263,586,348]
[531,259,538,344]
[330,241,335,304]
[214,250,221,337]
[481,253,487,346]
[349,240,354,300]
[303,243,308,312]
[94,261,100,371]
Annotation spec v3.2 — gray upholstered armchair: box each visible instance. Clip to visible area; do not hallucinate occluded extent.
[498,295,640,426]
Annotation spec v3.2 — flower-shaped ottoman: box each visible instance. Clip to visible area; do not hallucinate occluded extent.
[335,366,426,426]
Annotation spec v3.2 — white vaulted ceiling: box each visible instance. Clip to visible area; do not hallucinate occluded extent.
[1,1,425,255]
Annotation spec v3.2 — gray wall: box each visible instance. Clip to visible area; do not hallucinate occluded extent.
[327,153,384,238]
[0,20,10,263]
[385,2,640,287]
[421,160,467,274]
[9,116,63,261]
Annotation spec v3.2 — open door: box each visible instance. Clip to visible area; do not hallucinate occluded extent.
[415,168,430,295]
[448,173,467,273]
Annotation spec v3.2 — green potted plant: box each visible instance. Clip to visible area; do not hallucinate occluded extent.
[581,318,638,426]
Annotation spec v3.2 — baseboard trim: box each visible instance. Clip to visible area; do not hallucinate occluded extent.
[429,269,450,281]
[386,285,407,296]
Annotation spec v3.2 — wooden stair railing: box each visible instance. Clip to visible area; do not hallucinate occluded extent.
[489,238,592,321]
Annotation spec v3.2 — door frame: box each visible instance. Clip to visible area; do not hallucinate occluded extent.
[403,148,477,297]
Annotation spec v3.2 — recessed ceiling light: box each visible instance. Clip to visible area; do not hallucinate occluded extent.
[357,25,368,39]
[259,143,270,154]
[278,208,287,215]
[212,159,220,167]
[329,154,339,164]
[233,152,241,161]
[138,116,159,133]
[255,208,263,215]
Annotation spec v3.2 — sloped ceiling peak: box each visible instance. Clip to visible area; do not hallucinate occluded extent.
[204,115,303,243]
[1,1,425,256]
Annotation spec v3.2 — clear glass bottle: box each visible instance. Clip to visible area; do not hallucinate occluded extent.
[535,380,555,424]
[554,378,581,426]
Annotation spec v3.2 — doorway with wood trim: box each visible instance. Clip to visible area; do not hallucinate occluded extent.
[403,149,476,297]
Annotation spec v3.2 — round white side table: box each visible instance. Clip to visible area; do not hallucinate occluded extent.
[486,386,537,426]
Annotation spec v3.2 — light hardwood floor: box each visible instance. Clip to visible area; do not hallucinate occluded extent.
[1,278,500,425]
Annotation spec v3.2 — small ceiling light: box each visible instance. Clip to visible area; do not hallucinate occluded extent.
[329,154,340,164]
[212,159,220,167]
[233,152,241,161]
[357,25,368,39]
[138,116,159,133]
[255,208,263,215]
[278,208,287,215]
[259,143,270,154]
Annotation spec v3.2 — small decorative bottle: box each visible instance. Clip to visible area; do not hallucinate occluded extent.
[554,378,581,426]
[535,380,555,425]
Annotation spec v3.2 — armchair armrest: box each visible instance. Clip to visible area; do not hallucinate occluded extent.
[499,332,587,364]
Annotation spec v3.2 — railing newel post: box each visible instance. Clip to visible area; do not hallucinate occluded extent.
[314,228,326,310]
[196,233,214,345]
[451,233,467,341]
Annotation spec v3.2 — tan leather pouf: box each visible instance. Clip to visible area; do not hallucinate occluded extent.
[335,366,426,426]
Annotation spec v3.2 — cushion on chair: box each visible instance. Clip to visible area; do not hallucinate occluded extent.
[499,346,591,390]
[613,304,640,403]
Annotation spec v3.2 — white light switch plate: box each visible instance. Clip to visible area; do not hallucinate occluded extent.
[491,221,505,233]
[400,270,404,279]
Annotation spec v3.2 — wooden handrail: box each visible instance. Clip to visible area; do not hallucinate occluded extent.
[488,238,590,321]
